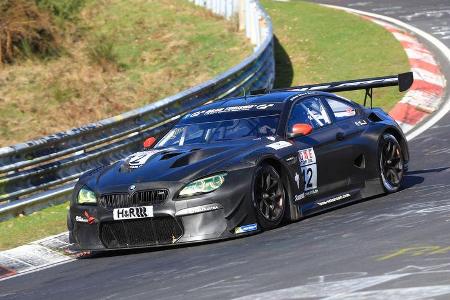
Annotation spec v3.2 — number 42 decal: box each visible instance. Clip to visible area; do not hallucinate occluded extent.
[298,148,318,195]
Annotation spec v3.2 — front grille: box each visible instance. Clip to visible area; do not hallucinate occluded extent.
[99,189,169,209]
[100,217,183,249]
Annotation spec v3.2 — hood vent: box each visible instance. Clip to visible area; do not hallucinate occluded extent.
[170,148,221,168]
[171,153,194,168]
[160,152,184,160]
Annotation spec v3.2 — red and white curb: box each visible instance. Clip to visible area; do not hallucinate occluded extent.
[0,232,73,281]
[367,18,446,134]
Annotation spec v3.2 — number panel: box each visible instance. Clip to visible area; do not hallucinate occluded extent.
[301,164,317,191]
[298,147,318,196]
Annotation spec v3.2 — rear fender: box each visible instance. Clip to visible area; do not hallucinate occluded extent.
[358,122,408,198]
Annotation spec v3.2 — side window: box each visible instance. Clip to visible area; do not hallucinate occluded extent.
[326,97,356,121]
[287,97,331,132]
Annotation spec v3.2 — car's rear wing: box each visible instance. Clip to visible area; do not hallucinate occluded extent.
[251,72,414,107]
[281,72,413,93]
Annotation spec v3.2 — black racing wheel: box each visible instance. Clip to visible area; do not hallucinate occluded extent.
[378,133,404,193]
[253,163,287,229]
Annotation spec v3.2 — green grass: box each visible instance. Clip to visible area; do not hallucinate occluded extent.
[0,0,251,146]
[36,0,87,22]
[0,202,68,250]
[262,0,410,110]
[83,0,248,85]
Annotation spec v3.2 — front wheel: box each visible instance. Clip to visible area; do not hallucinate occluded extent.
[378,133,404,193]
[253,164,286,230]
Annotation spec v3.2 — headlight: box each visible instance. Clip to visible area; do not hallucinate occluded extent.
[77,188,97,205]
[179,173,227,197]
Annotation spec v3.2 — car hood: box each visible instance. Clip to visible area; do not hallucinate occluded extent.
[86,138,275,192]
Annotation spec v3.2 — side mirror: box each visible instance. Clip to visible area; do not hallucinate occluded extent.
[143,137,156,148]
[288,123,313,138]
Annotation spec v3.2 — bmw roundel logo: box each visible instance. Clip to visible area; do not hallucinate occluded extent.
[129,184,136,191]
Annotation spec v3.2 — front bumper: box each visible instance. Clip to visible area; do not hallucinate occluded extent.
[69,168,259,250]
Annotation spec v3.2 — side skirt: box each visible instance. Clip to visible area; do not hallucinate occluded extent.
[300,188,363,217]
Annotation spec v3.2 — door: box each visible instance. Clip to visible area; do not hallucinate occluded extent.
[323,96,368,189]
[287,96,354,202]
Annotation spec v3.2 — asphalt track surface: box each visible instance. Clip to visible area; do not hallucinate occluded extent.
[1,1,450,299]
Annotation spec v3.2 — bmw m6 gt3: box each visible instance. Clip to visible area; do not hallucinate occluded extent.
[68,73,413,251]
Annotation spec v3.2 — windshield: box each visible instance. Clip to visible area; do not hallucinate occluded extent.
[155,115,279,148]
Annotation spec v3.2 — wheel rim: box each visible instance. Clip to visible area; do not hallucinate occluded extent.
[254,167,285,222]
[380,139,403,188]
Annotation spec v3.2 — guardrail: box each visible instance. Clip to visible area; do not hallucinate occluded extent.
[0,0,274,221]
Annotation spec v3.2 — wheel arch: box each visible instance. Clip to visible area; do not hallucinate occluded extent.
[382,127,409,167]
[257,156,299,221]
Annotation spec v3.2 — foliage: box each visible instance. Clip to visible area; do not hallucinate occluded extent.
[0,0,59,64]
[35,0,86,22]
[86,34,119,71]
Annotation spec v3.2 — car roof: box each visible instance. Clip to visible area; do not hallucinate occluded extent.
[191,91,296,112]
[179,90,358,125]
[191,90,347,113]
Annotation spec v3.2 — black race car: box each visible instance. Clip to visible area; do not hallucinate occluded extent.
[68,72,413,251]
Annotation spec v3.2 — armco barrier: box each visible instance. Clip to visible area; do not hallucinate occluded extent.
[0,0,274,221]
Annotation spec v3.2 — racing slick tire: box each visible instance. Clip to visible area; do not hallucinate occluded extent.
[253,163,287,230]
[378,133,404,193]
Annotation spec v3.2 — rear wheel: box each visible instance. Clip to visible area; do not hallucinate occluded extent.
[253,164,286,230]
[378,133,404,193]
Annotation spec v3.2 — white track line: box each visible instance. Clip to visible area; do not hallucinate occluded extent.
[321,4,450,141]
